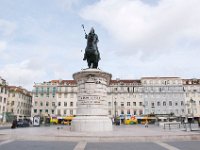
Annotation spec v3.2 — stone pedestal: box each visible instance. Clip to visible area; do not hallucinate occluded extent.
[71,68,112,132]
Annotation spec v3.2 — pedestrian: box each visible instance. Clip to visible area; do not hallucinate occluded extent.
[145,120,148,128]
[11,117,17,129]
[198,118,200,128]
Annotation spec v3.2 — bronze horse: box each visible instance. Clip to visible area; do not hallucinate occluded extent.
[83,27,100,68]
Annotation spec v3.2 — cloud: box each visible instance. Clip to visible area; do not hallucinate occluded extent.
[0,41,7,52]
[80,0,200,60]
[0,60,47,90]
[55,0,80,11]
[0,19,16,36]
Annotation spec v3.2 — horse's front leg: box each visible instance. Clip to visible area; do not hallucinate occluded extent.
[90,63,93,68]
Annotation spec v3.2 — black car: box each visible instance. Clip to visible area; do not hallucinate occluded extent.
[17,119,30,127]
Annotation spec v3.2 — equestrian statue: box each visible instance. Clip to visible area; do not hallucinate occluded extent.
[82,25,101,68]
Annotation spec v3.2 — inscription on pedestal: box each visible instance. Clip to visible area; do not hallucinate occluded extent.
[78,95,105,105]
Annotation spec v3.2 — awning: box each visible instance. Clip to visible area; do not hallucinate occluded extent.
[64,116,74,120]
[158,117,167,119]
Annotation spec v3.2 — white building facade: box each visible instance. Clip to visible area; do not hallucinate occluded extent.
[7,86,32,120]
[32,80,77,117]
[141,77,185,116]
[107,80,143,118]
[32,78,200,118]
[0,77,9,122]
[183,79,200,118]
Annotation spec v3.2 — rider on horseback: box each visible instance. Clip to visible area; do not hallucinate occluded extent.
[83,27,101,61]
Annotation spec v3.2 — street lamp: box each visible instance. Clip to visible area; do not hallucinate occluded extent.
[142,104,146,115]
[114,100,117,119]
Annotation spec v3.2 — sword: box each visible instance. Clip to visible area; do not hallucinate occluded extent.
[81,24,87,36]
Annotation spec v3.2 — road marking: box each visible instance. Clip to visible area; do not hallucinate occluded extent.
[0,140,14,146]
[154,142,180,150]
[73,141,87,150]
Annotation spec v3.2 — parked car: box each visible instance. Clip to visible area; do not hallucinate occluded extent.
[17,119,30,127]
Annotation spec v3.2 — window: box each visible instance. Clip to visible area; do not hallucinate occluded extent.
[52,87,56,97]
[40,102,43,106]
[47,87,50,96]
[127,102,130,106]
[35,101,38,106]
[121,110,124,114]
[46,102,49,106]
[64,110,67,114]
[70,109,73,115]
[127,109,130,114]
[169,101,172,106]
[139,102,143,106]
[70,102,73,107]
[1,87,3,93]
[181,101,184,106]
[163,101,166,106]
[58,102,61,106]
[133,102,136,106]
[134,110,137,115]
[45,109,48,113]
[34,109,37,113]
[3,98,6,103]
[157,102,160,106]
[175,102,178,106]
[64,102,67,107]
[121,102,124,107]
[108,102,111,106]
[40,109,42,113]
[52,109,54,114]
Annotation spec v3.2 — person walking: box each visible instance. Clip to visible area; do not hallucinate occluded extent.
[145,120,148,128]
[11,117,17,129]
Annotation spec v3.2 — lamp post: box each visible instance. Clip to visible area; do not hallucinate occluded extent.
[114,100,117,119]
[143,104,146,115]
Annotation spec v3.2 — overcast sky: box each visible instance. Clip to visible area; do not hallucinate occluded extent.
[0,0,200,90]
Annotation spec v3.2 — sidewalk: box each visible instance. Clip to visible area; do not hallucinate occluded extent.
[0,123,11,129]
[0,124,200,142]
